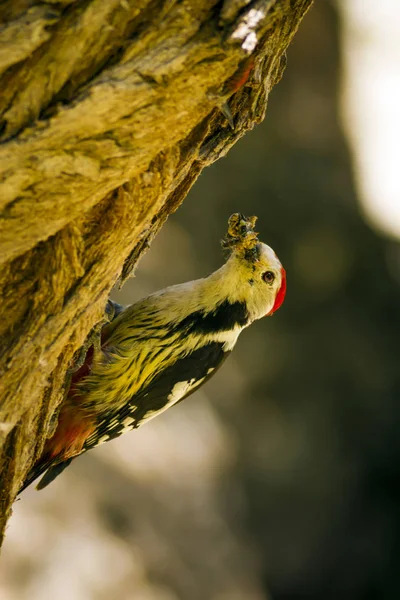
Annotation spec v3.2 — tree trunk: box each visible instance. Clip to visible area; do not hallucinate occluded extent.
[0,0,312,543]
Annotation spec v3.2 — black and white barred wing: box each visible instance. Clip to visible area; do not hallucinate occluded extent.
[83,341,230,450]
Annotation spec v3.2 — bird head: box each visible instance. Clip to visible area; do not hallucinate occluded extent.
[221,213,286,324]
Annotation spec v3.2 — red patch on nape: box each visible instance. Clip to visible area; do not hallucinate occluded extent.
[268,267,287,316]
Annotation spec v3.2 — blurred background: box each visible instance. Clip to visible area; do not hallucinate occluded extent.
[2,1,400,598]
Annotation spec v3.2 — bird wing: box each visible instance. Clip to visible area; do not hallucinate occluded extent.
[82,340,230,450]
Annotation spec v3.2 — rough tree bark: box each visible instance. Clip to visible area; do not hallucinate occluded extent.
[0,0,312,543]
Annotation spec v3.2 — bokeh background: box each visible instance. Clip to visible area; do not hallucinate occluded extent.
[2,1,400,599]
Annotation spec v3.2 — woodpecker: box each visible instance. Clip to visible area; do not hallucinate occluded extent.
[20,214,286,492]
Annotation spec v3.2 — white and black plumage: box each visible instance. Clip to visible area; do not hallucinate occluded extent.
[20,214,286,492]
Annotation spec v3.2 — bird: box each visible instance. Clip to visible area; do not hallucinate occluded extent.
[20,214,286,492]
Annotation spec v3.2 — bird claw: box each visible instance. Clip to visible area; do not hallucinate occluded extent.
[220,102,235,130]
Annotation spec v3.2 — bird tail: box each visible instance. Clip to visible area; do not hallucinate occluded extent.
[19,456,73,494]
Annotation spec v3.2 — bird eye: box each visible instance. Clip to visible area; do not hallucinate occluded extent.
[262,271,275,284]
